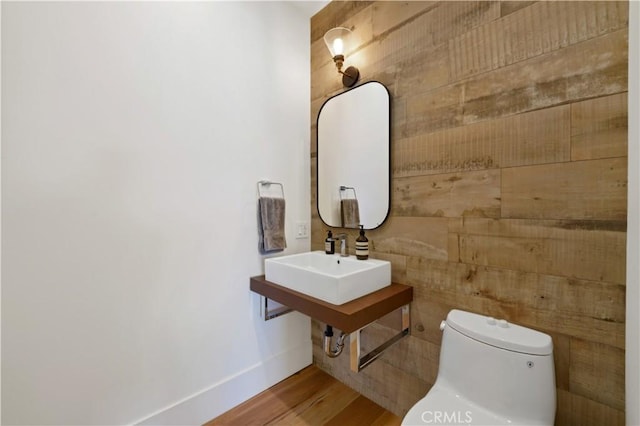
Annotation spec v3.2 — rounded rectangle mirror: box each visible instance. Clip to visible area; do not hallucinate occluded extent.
[317,81,390,230]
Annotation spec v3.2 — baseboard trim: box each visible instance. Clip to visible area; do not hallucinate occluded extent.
[134,341,312,425]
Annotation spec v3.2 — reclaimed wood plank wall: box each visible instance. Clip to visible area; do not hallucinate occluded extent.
[310,1,628,424]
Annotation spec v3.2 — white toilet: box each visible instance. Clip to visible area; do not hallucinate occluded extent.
[402,309,556,425]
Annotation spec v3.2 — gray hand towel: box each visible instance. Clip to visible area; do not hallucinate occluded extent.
[341,198,360,229]
[258,197,287,253]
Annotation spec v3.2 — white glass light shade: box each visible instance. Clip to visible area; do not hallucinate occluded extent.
[323,27,353,58]
[332,38,344,56]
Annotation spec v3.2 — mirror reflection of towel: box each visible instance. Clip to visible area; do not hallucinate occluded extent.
[258,197,286,253]
[341,199,360,228]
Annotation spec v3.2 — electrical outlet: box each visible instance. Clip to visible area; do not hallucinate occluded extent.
[296,221,309,239]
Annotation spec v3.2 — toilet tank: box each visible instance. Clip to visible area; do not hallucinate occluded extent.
[437,310,556,424]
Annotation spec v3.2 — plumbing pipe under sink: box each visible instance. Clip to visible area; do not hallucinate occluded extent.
[324,325,346,358]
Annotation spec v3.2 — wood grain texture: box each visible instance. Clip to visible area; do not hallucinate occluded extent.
[394,105,571,176]
[449,1,629,83]
[371,2,438,38]
[500,1,535,17]
[556,389,625,426]
[250,276,413,334]
[453,218,626,284]
[311,1,628,423]
[393,169,501,218]
[461,28,628,124]
[571,92,628,160]
[570,338,626,410]
[501,157,628,220]
[369,216,449,260]
[206,365,401,426]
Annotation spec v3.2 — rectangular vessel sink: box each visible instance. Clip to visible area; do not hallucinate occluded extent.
[264,251,391,305]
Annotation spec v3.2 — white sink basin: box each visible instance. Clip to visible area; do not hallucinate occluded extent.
[264,251,391,305]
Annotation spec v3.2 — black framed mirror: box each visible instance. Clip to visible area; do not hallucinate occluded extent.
[317,81,390,230]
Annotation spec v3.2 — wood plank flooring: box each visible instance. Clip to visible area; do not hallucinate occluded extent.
[205,365,402,426]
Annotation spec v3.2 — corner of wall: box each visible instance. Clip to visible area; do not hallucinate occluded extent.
[626,2,639,425]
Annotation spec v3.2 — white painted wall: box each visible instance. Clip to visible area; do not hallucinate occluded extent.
[1,2,312,424]
[627,2,639,425]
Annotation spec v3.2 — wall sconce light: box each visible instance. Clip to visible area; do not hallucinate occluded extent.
[323,27,360,88]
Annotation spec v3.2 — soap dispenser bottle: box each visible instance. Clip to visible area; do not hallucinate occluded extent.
[325,230,335,254]
[355,225,369,260]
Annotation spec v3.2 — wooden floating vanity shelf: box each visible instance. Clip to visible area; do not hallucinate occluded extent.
[250,275,413,372]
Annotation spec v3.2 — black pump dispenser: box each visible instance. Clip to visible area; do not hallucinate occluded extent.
[325,230,335,254]
[355,225,369,260]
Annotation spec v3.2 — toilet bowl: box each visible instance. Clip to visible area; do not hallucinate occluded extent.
[402,309,556,426]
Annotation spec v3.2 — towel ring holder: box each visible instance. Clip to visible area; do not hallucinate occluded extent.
[339,185,357,200]
[258,180,285,198]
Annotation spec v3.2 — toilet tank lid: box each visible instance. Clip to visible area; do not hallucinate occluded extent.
[446,310,553,355]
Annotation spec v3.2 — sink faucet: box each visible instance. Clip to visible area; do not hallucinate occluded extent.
[336,234,348,257]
